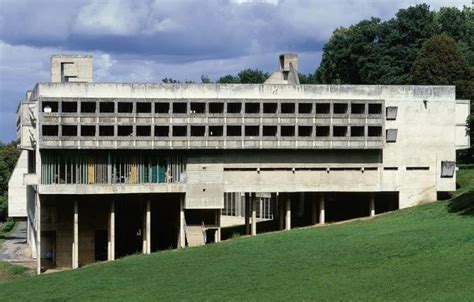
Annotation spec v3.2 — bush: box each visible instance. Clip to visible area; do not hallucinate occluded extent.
[2,218,15,233]
[0,194,7,222]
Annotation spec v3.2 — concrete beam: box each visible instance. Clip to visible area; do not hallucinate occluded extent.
[285,195,291,231]
[369,193,375,217]
[251,194,257,236]
[319,194,325,225]
[73,200,79,269]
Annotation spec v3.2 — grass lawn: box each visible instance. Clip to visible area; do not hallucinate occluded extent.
[0,170,472,301]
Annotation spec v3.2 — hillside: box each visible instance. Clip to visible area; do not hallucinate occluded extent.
[0,169,473,301]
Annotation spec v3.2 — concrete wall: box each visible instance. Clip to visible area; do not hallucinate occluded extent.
[50,55,93,83]
[8,150,28,217]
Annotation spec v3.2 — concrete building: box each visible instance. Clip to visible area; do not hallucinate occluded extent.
[8,53,470,274]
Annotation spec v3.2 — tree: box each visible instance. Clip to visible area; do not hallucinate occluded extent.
[0,143,20,221]
[237,69,269,84]
[161,78,180,83]
[217,75,240,84]
[200,75,211,83]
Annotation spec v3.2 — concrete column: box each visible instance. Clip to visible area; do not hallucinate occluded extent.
[245,193,250,235]
[319,194,325,225]
[108,200,115,261]
[285,195,291,231]
[251,195,257,236]
[215,209,221,243]
[311,197,318,225]
[369,193,375,217]
[278,193,284,230]
[179,195,186,248]
[73,200,79,269]
[36,194,41,275]
[146,200,151,254]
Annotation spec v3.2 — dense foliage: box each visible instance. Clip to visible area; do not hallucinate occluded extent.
[0,143,20,221]
[217,69,269,84]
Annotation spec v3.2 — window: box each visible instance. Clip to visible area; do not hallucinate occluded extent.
[209,102,224,114]
[42,125,58,136]
[137,102,151,113]
[191,126,206,136]
[245,103,260,114]
[263,103,277,114]
[281,103,295,114]
[386,129,398,142]
[351,103,365,114]
[99,125,114,136]
[441,161,455,177]
[155,102,170,114]
[316,126,330,137]
[245,126,259,136]
[333,103,348,114]
[351,126,365,137]
[368,103,382,114]
[333,126,347,137]
[136,126,151,136]
[368,126,382,137]
[42,101,58,113]
[298,126,312,137]
[263,126,277,136]
[190,102,206,114]
[227,126,242,136]
[172,126,187,136]
[406,167,430,171]
[118,102,133,113]
[62,102,77,113]
[154,126,169,137]
[227,103,242,114]
[100,102,115,113]
[209,126,223,136]
[386,106,398,120]
[298,103,312,114]
[118,126,133,136]
[281,126,295,136]
[173,102,187,114]
[62,125,77,136]
[81,102,96,113]
[81,125,95,136]
[316,103,330,114]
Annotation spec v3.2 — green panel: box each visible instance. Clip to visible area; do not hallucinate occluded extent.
[158,160,166,183]
[151,164,158,183]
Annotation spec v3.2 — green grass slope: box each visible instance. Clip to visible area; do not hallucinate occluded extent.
[0,170,473,301]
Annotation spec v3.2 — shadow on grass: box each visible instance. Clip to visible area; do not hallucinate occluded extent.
[447,191,474,216]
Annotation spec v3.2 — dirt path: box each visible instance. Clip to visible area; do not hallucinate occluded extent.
[0,221,35,268]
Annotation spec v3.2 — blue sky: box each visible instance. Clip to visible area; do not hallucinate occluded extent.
[0,0,469,142]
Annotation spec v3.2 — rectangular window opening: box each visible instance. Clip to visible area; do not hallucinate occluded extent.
[154,126,169,137]
[155,102,170,114]
[118,102,133,113]
[333,103,348,114]
[245,125,259,137]
[384,167,398,170]
[137,125,151,136]
[406,167,430,171]
[42,125,58,136]
[209,102,224,114]
[173,102,187,114]
[368,126,382,137]
[245,103,260,114]
[137,102,151,113]
[368,103,382,114]
[263,103,277,114]
[298,103,312,114]
[118,125,133,136]
[172,126,187,136]
[81,125,95,136]
[62,125,77,136]
[99,125,114,136]
[190,102,206,114]
[42,101,58,113]
[316,126,330,137]
[386,129,398,142]
[298,126,313,137]
[209,126,223,137]
[441,161,455,177]
[100,102,115,113]
[62,101,77,113]
[351,126,365,137]
[316,103,330,114]
[227,103,242,114]
[81,102,96,113]
[351,103,365,114]
[386,106,398,120]
[281,126,295,136]
[227,125,242,136]
[263,126,277,137]
[281,103,295,114]
[333,126,347,137]
[191,126,206,136]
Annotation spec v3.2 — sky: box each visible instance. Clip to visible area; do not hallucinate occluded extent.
[0,0,470,143]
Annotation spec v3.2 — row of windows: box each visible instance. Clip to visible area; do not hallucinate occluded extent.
[42,125,385,138]
[42,100,384,115]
